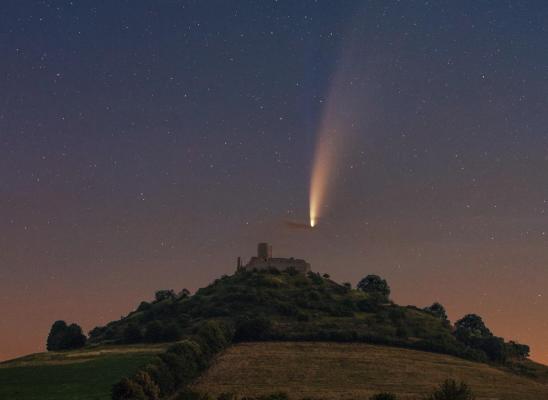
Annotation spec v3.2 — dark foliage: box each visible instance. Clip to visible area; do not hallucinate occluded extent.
[111,377,147,400]
[122,324,143,344]
[424,302,449,323]
[46,320,86,351]
[357,275,390,299]
[505,340,530,359]
[234,316,272,342]
[112,321,233,400]
[425,379,475,400]
[155,289,177,302]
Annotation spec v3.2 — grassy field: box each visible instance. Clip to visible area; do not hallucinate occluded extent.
[0,345,165,400]
[193,342,548,400]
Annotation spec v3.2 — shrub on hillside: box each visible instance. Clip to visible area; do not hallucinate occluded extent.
[425,379,475,400]
[143,320,182,343]
[234,316,272,341]
[357,275,390,299]
[356,298,381,313]
[155,289,177,302]
[112,320,234,400]
[143,360,176,396]
[424,302,449,323]
[46,320,86,351]
[111,377,147,400]
[122,323,143,344]
[195,320,233,358]
[505,340,530,359]
[133,371,160,400]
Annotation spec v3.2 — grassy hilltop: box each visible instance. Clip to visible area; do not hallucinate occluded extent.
[1,269,547,400]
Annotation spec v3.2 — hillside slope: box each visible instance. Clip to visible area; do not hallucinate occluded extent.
[194,342,548,400]
[0,345,165,400]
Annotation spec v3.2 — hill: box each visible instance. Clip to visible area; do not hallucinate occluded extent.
[194,342,548,400]
[4,269,546,399]
[88,270,482,361]
[88,269,529,366]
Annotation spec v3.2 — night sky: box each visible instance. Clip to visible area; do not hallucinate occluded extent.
[2,1,548,364]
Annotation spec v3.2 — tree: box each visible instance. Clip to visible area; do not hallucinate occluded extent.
[123,323,143,344]
[144,320,165,343]
[454,314,492,338]
[357,275,390,298]
[46,320,86,351]
[425,379,475,400]
[505,341,530,359]
[47,320,68,351]
[155,289,176,302]
[424,302,448,321]
[178,288,191,299]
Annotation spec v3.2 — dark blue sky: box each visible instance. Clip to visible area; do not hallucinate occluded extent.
[1,1,548,363]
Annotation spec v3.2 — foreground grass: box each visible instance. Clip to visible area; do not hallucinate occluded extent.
[193,342,548,400]
[0,345,164,400]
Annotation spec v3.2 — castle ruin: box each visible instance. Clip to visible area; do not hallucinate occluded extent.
[237,242,311,273]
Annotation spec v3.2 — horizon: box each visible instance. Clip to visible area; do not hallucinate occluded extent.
[2,1,548,367]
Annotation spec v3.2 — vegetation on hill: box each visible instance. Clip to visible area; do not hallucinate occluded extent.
[84,269,528,366]
[46,320,86,351]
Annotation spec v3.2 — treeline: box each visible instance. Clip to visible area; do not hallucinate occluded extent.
[112,320,233,400]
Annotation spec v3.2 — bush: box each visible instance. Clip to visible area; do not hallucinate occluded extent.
[425,379,475,400]
[234,316,272,341]
[370,393,397,400]
[356,298,381,313]
[159,352,191,386]
[357,275,390,299]
[144,321,165,343]
[46,320,86,351]
[137,301,152,312]
[133,371,160,400]
[123,324,143,344]
[505,340,530,359]
[143,360,176,396]
[424,302,448,322]
[166,340,203,376]
[111,377,146,400]
[155,289,177,302]
[195,320,232,358]
[163,322,183,341]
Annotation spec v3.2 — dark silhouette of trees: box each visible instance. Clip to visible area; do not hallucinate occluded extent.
[46,320,86,351]
[455,314,492,338]
[454,314,506,362]
[123,323,143,344]
[357,275,390,299]
[154,290,176,302]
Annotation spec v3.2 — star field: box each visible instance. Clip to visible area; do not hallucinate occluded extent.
[1,1,548,363]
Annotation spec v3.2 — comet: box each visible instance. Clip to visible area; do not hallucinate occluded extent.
[308,8,371,228]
